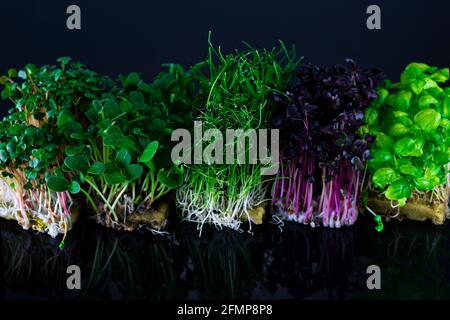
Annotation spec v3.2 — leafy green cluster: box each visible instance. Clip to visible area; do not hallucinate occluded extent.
[0,57,206,232]
[364,63,450,205]
[46,63,207,223]
[0,57,112,192]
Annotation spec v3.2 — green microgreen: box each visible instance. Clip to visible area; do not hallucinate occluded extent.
[365,62,450,207]
[176,33,300,233]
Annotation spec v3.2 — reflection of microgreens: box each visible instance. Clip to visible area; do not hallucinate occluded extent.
[0,57,112,238]
[176,33,299,234]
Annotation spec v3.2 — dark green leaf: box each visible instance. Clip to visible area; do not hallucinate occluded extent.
[119,100,133,113]
[65,145,85,156]
[115,149,131,166]
[103,133,137,151]
[104,172,126,185]
[157,168,183,189]
[88,162,106,175]
[104,99,120,119]
[47,176,70,192]
[57,110,74,129]
[64,155,89,173]
[124,164,143,181]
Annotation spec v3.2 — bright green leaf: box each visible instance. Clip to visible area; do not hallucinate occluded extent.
[373,168,398,189]
[414,109,441,133]
[69,181,80,194]
[385,179,411,201]
[418,95,439,108]
[140,141,159,163]
[399,165,420,177]
[389,123,409,137]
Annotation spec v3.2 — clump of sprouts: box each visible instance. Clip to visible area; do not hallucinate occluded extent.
[271,60,383,228]
[176,34,299,234]
[53,64,205,231]
[0,58,112,239]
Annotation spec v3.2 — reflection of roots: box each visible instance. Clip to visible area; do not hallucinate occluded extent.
[95,199,169,232]
[367,186,449,225]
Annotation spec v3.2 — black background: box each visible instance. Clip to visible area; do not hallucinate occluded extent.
[0,0,450,113]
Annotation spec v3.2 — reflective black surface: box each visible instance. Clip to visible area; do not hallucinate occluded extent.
[2,214,450,300]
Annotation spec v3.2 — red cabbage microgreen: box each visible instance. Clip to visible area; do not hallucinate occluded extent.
[271,60,383,228]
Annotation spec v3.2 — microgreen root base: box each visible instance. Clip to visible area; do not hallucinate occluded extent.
[93,197,169,232]
[272,156,361,228]
[176,183,267,235]
[367,186,449,225]
[0,179,76,238]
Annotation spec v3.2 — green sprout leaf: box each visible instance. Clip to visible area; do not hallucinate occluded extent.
[104,172,126,185]
[65,145,85,156]
[124,163,143,181]
[115,149,131,166]
[140,141,159,163]
[104,99,120,119]
[103,133,137,151]
[373,168,398,189]
[88,162,106,175]
[64,155,89,173]
[394,137,415,156]
[385,178,411,202]
[69,181,81,194]
[414,109,441,133]
[389,123,409,137]
[47,176,71,192]
[399,164,420,177]
[157,168,183,189]
[0,150,8,162]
